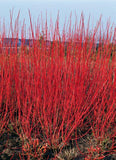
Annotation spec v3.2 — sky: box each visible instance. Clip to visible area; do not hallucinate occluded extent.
[0,0,116,38]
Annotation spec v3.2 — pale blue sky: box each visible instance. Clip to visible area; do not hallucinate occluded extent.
[0,0,116,38]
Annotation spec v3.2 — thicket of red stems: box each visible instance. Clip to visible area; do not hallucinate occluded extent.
[0,13,116,159]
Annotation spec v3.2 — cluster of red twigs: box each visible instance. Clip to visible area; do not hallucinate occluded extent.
[0,12,116,159]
